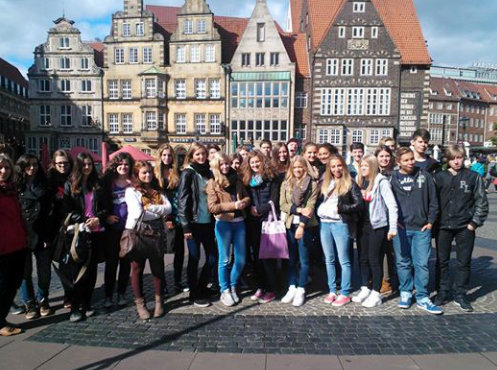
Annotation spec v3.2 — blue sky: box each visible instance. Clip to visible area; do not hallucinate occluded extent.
[0,0,495,77]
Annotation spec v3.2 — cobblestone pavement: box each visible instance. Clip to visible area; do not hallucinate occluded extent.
[23,194,497,355]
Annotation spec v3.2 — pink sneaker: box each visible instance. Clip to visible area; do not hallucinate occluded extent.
[323,292,337,304]
[258,292,275,304]
[332,295,351,307]
[250,288,264,301]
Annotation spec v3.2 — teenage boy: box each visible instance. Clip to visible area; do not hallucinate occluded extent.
[348,142,364,179]
[286,138,299,159]
[259,140,272,158]
[410,129,440,173]
[434,145,488,312]
[390,147,442,314]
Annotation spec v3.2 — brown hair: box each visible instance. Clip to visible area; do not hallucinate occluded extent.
[271,142,290,174]
[155,144,180,190]
[320,154,353,197]
[182,142,207,169]
[241,150,276,186]
[395,147,413,162]
[132,160,160,198]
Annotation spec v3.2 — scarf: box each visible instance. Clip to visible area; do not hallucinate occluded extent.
[141,188,163,208]
[249,174,263,187]
[291,175,311,207]
[190,162,212,179]
[225,168,239,192]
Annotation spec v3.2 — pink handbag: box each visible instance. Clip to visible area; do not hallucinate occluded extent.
[258,201,289,260]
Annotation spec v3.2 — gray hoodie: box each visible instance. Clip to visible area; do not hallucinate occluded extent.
[368,173,398,233]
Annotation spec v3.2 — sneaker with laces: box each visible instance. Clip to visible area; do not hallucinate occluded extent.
[398,294,412,309]
[454,296,473,312]
[323,292,337,304]
[69,310,84,323]
[292,287,306,307]
[220,289,235,307]
[352,286,371,303]
[230,286,240,304]
[25,304,40,320]
[332,295,351,307]
[362,290,382,308]
[85,307,95,318]
[250,288,264,301]
[416,300,444,315]
[39,299,54,317]
[258,292,275,304]
[281,285,297,304]
[193,299,211,308]
[10,303,25,315]
[433,291,450,306]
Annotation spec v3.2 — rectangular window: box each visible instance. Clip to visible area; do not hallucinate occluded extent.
[210,114,221,134]
[60,79,71,92]
[371,27,378,38]
[145,78,156,98]
[42,57,50,70]
[209,79,220,99]
[378,88,391,115]
[352,129,363,143]
[296,92,307,108]
[370,129,379,145]
[81,80,92,92]
[256,52,265,66]
[197,20,206,33]
[242,53,250,67]
[191,45,200,62]
[143,47,153,63]
[326,58,339,76]
[321,88,332,115]
[353,2,365,12]
[60,105,72,126]
[361,59,373,76]
[122,114,133,133]
[88,138,98,153]
[195,114,206,134]
[59,137,71,149]
[109,113,119,133]
[40,105,51,125]
[109,80,119,99]
[146,111,157,130]
[39,79,51,92]
[82,105,92,126]
[175,79,186,99]
[175,114,186,134]
[205,45,215,62]
[80,58,89,70]
[129,48,138,63]
[342,59,353,76]
[114,48,124,64]
[257,23,265,42]
[184,20,193,34]
[122,80,132,99]
[60,57,70,70]
[375,59,388,76]
[352,26,364,38]
[381,128,391,138]
[270,52,279,66]
[59,37,69,48]
[338,26,346,38]
[348,88,364,115]
[136,22,144,36]
[122,23,131,37]
[195,79,206,99]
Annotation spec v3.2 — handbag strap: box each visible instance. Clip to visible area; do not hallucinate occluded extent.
[268,200,278,221]
[134,210,146,231]
[70,224,92,284]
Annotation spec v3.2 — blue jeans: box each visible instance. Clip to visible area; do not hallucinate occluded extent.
[286,225,312,288]
[320,222,351,296]
[393,228,432,302]
[215,220,247,292]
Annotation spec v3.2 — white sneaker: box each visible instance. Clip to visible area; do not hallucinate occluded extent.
[362,290,382,308]
[292,287,306,307]
[281,285,297,304]
[220,289,235,307]
[230,286,240,304]
[352,286,371,303]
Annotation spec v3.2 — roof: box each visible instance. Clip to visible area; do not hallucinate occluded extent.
[430,76,497,105]
[0,57,28,88]
[290,32,310,78]
[289,0,304,32]
[305,0,431,65]
[88,42,104,67]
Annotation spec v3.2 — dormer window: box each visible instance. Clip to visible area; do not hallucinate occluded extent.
[197,20,206,33]
[59,37,69,49]
[353,2,365,13]
[136,22,144,36]
[257,23,265,42]
[430,88,438,96]
[338,26,346,38]
[122,23,131,37]
[184,20,193,34]
[444,88,452,96]
[371,27,378,38]
[352,27,364,38]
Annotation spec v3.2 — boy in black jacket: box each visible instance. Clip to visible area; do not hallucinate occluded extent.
[390,147,442,314]
[434,145,488,312]
[411,129,440,174]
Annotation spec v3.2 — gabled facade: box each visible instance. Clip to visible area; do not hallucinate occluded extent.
[228,0,296,149]
[103,0,166,154]
[27,17,103,155]
[166,0,226,152]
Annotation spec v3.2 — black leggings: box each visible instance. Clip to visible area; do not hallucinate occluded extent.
[0,249,26,327]
[358,224,387,292]
[104,229,131,297]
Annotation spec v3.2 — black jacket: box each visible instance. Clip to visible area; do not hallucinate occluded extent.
[434,168,489,230]
[390,168,439,230]
[62,181,108,226]
[415,155,441,174]
[177,167,212,234]
[247,178,280,221]
[18,180,49,249]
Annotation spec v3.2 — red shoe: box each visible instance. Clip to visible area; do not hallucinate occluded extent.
[258,292,275,304]
[332,295,351,307]
[323,292,337,304]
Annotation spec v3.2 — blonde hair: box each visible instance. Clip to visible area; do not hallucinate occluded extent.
[357,154,379,192]
[444,144,466,161]
[182,142,207,169]
[284,155,313,188]
[320,155,352,197]
[154,144,180,190]
[210,152,231,188]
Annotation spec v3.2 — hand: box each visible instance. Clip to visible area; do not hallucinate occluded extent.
[106,215,119,224]
[184,232,193,240]
[421,223,432,232]
[397,223,405,230]
[85,217,100,230]
[295,225,304,240]
[250,206,261,217]
[166,221,175,230]
[301,207,314,218]
[467,224,475,231]
[387,231,397,241]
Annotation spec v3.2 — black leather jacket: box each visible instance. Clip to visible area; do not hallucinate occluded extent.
[246,178,280,221]
[434,168,489,229]
[62,181,108,226]
[18,181,48,249]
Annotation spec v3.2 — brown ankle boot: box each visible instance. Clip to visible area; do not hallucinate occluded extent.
[153,295,164,318]
[135,297,150,320]
[380,279,393,296]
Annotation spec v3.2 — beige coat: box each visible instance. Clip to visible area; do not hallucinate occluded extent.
[279,178,319,229]
[206,178,251,221]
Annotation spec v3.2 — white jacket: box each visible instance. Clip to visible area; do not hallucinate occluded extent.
[124,187,172,230]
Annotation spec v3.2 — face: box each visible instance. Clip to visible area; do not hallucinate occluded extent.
[376,150,392,169]
[292,161,305,179]
[138,166,153,183]
[278,146,288,162]
[220,159,231,175]
[55,155,70,174]
[318,147,331,164]
[329,158,344,179]
[208,148,218,161]
[81,158,93,177]
[261,143,272,157]
[287,142,298,158]
[231,158,241,171]
[360,161,370,178]
[411,137,428,154]
[239,149,248,160]
[304,145,318,162]
[192,148,207,164]
[25,158,39,177]
[397,152,415,174]
[448,155,464,171]
[0,161,12,182]
[385,140,396,152]
[161,148,173,166]
[352,149,364,163]
[116,159,130,177]
[249,156,261,174]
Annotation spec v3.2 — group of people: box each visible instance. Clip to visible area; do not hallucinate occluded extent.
[0,127,489,336]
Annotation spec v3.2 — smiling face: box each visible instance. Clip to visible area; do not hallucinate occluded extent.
[411,137,428,155]
[192,148,207,164]
[287,142,298,158]
[81,158,93,177]
[220,158,231,175]
[231,158,241,171]
[352,149,364,164]
[161,148,173,166]
[0,160,12,182]
[318,147,331,164]
[24,158,39,178]
[55,155,70,175]
[116,159,130,177]
[249,156,261,174]
[278,146,288,163]
[397,152,415,174]
[329,158,344,179]
[377,150,392,169]
[304,145,318,163]
[292,161,306,180]
[138,166,153,183]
